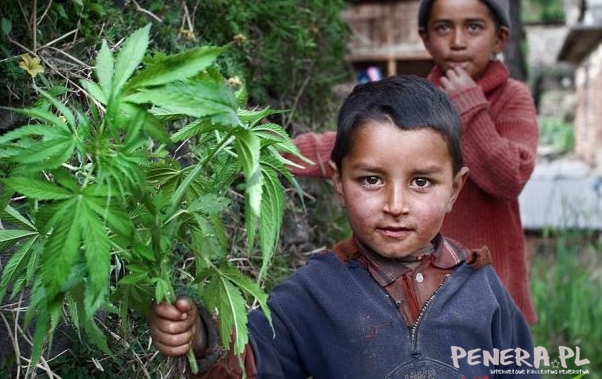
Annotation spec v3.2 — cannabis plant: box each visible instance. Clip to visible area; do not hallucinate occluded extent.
[0,24,305,372]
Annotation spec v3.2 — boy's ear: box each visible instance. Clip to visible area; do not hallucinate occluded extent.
[330,161,346,208]
[446,166,469,213]
[493,26,510,55]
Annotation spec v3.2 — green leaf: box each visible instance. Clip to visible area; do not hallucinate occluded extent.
[237,107,284,127]
[35,87,76,129]
[255,122,309,159]
[170,118,223,143]
[27,285,64,365]
[258,168,284,281]
[52,167,81,193]
[81,201,111,316]
[40,198,82,299]
[189,216,227,261]
[1,18,11,36]
[12,138,76,169]
[188,193,230,215]
[155,276,173,304]
[81,79,108,105]
[113,24,151,95]
[0,229,38,251]
[0,123,67,145]
[235,130,262,217]
[142,113,171,144]
[0,236,39,300]
[84,318,112,355]
[234,82,248,106]
[95,39,114,99]
[0,145,23,160]
[117,270,151,286]
[79,187,133,237]
[3,177,74,200]
[127,45,226,89]
[30,303,51,365]
[1,107,65,130]
[201,269,249,354]
[124,79,239,124]
[112,281,154,318]
[0,205,36,230]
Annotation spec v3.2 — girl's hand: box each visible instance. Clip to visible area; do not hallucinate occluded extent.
[149,296,207,357]
[441,66,476,93]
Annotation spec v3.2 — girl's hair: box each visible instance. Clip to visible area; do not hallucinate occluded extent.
[417,0,510,32]
[330,75,464,174]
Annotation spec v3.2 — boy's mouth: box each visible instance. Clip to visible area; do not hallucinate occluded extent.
[379,226,412,239]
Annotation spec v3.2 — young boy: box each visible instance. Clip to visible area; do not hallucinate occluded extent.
[287,0,539,324]
[149,76,539,379]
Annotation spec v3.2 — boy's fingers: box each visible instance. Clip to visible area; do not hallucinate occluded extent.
[149,316,197,349]
[174,296,196,315]
[152,301,189,320]
[153,337,193,357]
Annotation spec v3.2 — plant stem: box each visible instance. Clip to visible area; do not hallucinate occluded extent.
[163,276,200,374]
[156,221,200,375]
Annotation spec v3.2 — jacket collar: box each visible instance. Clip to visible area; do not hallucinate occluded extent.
[351,234,467,287]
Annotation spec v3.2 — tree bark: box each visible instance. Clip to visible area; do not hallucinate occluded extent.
[504,0,529,81]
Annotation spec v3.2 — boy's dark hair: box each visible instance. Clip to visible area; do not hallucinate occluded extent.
[417,0,510,30]
[331,75,464,174]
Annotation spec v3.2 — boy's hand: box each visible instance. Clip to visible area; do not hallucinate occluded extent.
[149,296,207,357]
[441,66,476,93]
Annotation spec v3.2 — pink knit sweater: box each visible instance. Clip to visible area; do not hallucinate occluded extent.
[288,61,539,324]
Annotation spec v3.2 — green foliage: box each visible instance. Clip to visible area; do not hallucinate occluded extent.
[530,229,602,379]
[538,118,575,153]
[0,24,305,373]
[522,0,565,24]
[0,0,350,132]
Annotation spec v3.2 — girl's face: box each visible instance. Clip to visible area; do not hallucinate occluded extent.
[331,120,468,259]
[419,0,509,80]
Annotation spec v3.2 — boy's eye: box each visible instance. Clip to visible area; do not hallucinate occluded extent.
[411,177,432,188]
[360,176,382,186]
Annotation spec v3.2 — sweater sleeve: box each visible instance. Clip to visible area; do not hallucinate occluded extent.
[285,131,336,178]
[187,344,257,379]
[449,80,538,201]
[184,312,258,379]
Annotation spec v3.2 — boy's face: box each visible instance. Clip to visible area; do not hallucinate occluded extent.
[419,0,509,81]
[331,120,468,259]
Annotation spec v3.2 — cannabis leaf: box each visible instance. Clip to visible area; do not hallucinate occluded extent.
[0,24,307,373]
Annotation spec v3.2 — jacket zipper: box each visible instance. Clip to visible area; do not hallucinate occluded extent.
[410,273,451,347]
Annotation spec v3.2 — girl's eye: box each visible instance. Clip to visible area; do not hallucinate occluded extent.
[467,23,484,32]
[435,24,450,33]
[412,177,432,188]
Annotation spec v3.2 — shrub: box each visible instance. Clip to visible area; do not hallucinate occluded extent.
[530,229,602,379]
[0,0,351,134]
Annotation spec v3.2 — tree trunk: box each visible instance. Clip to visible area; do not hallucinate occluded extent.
[504,0,528,81]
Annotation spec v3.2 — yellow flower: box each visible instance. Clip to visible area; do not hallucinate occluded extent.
[179,28,196,41]
[227,76,242,89]
[19,53,45,78]
[233,34,246,45]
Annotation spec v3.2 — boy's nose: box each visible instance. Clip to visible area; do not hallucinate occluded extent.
[383,186,409,215]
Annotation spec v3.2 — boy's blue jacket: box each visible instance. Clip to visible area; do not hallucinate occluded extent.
[245,237,539,379]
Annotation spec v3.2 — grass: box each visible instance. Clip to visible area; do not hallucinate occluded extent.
[530,229,602,379]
